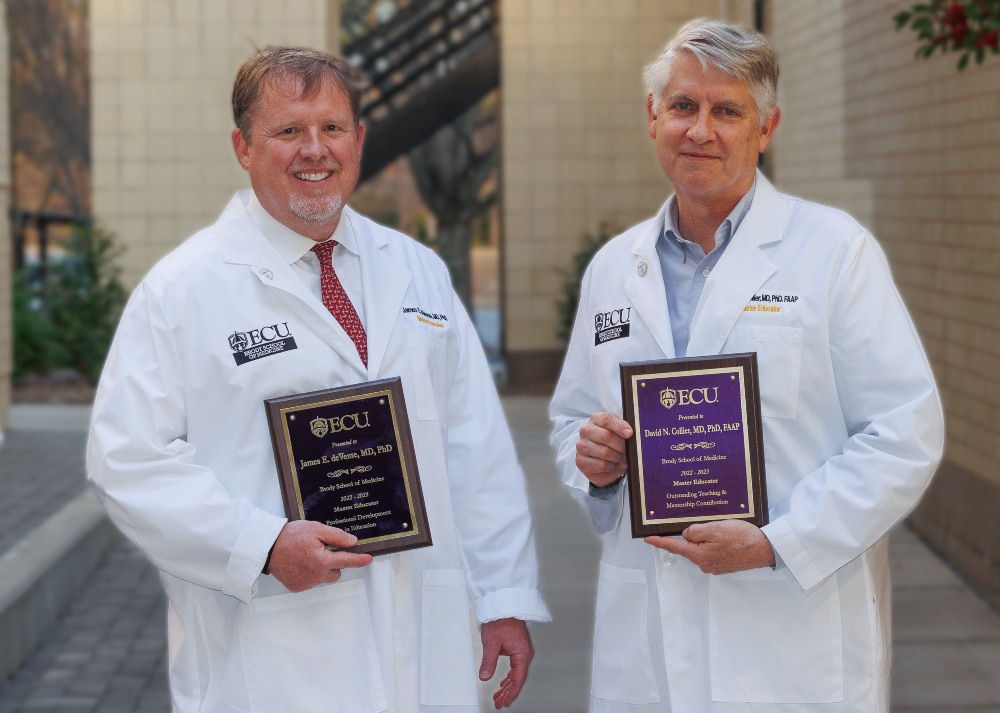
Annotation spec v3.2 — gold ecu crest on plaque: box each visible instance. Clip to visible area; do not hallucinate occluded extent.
[310,417,329,438]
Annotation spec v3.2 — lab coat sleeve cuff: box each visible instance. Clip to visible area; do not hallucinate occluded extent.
[760,528,786,570]
[761,519,827,594]
[223,508,287,603]
[473,589,552,624]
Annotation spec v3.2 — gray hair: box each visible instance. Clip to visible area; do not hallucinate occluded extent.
[644,19,778,127]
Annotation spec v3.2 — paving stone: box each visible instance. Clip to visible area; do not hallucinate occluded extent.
[0,430,88,554]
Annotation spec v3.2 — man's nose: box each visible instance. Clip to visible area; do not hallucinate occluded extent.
[687,110,713,142]
[298,128,327,159]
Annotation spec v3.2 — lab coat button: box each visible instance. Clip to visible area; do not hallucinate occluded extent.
[637,261,648,277]
[660,551,677,566]
[702,269,711,278]
[259,268,273,280]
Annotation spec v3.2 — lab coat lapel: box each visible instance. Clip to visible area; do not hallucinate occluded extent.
[216,196,369,376]
[686,172,783,357]
[346,209,412,379]
[624,202,677,359]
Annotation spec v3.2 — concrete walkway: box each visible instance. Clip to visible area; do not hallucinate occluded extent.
[1,398,998,712]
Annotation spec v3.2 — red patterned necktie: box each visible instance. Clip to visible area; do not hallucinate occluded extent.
[311,240,368,367]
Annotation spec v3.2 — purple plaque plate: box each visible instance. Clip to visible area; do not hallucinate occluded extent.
[265,377,432,556]
[620,354,767,537]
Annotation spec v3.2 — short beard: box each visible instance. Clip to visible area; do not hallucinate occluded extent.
[288,192,344,224]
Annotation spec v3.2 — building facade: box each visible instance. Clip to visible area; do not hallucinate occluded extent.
[82,0,1000,605]
[91,0,340,288]
[769,0,1000,607]
[1,2,11,430]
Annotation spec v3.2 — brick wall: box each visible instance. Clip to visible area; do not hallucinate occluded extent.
[770,0,1000,606]
[91,0,340,289]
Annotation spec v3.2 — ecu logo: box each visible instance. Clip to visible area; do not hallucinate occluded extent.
[310,417,329,437]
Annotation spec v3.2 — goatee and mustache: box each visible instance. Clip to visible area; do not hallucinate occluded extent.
[288,161,344,223]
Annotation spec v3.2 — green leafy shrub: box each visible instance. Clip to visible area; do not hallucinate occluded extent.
[12,270,66,379]
[45,224,127,383]
[555,223,617,344]
[13,223,127,384]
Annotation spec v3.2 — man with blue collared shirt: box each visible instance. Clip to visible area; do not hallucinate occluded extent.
[550,19,943,711]
[658,184,754,359]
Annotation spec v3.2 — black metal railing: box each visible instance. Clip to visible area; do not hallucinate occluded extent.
[344,0,500,181]
[11,208,91,282]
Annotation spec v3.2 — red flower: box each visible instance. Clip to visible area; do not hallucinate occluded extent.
[946,1,968,25]
[977,28,1000,47]
[897,0,1000,70]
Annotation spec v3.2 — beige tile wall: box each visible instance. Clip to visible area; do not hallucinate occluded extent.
[0,4,11,428]
[766,1,876,225]
[91,0,340,288]
[770,0,1000,602]
[500,0,753,356]
[770,0,1000,490]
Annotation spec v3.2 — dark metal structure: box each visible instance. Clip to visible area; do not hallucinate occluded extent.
[10,208,90,282]
[346,0,500,182]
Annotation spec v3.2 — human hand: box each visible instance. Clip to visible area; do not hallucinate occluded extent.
[266,520,373,592]
[576,412,634,488]
[645,520,776,575]
[479,618,534,709]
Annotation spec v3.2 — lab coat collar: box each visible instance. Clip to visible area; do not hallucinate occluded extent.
[625,171,784,359]
[626,200,677,359]
[214,193,412,379]
[687,170,783,356]
[244,192,359,263]
[216,191,296,272]
[342,209,413,379]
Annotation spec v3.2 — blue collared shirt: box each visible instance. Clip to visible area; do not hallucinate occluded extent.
[655,183,756,358]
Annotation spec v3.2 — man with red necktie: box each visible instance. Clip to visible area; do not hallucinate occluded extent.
[88,46,549,713]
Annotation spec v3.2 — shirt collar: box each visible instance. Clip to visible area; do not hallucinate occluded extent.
[662,180,757,254]
[247,193,357,263]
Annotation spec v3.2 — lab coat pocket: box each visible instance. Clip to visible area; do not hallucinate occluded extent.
[420,569,479,705]
[727,326,803,419]
[591,562,660,704]
[240,579,387,713]
[406,334,447,424]
[708,567,843,703]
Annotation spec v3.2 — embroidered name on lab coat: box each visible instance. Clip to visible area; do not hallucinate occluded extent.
[743,292,799,314]
[403,306,449,329]
[228,322,298,365]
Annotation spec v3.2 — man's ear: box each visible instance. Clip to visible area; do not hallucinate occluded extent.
[758,107,780,154]
[647,93,658,139]
[232,128,251,169]
[356,121,366,161]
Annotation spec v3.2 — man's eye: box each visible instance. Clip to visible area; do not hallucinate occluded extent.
[675,102,692,111]
[282,127,296,135]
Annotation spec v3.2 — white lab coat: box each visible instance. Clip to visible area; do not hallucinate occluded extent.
[88,192,550,713]
[550,173,944,712]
